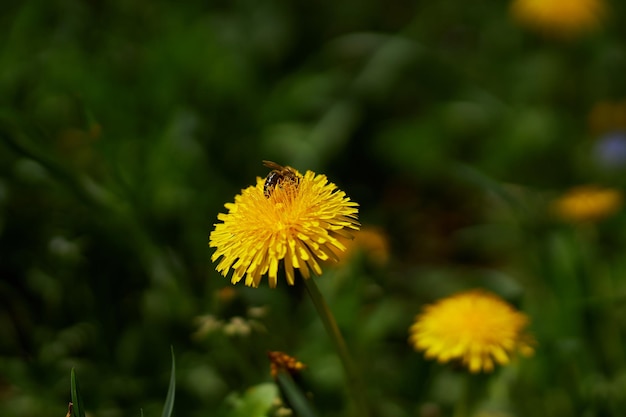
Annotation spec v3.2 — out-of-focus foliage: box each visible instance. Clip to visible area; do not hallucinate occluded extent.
[2,0,626,416]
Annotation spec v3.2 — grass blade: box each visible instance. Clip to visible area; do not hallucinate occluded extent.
[70,368,86,417]
[161,346,176,417]
[276,373,318,417]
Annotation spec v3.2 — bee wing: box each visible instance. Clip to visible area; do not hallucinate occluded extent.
[262,160,284,170]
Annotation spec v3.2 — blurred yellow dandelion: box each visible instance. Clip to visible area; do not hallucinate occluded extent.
[510,0,606,38]
[215,286,237,303]
[330,226,390,267]
[409,290,534,373]
[552,185,623,223]
[209,162,359,288]
[588,100,626,135]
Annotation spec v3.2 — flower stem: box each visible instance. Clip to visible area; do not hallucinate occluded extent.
[303,277,370,417]
[453,375,470,417]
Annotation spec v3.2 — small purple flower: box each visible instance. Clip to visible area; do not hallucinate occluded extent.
[594,131,626,169]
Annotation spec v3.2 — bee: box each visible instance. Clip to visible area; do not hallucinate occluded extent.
[262,160,300,198]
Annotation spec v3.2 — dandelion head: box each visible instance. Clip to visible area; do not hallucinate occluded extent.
[552,185,623,223]
[209,162,359,288]
[588,101,626,136]
[330,226,390,267]
[409,289,535,373]
[510,0,606,38]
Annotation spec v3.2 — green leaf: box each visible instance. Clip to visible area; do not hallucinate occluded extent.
[161,346,176,417]
[227,383,278,417]
[70,368,86,417]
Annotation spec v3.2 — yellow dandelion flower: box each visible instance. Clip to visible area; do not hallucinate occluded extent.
[510,0,606,38]
[330,226,391,267]
[588,100,626,136]
[552,185,623,223]
[209,162,359,288]
[216,286,237,303]
[409,289,534,373]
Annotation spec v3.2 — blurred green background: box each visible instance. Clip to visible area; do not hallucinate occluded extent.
[2,1,626,416]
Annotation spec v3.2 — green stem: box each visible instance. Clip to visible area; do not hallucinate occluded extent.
[303,277,370,417]
[453,375,471,417]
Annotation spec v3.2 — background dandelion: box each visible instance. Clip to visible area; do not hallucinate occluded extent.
[551,185,623,223]
[409,290,534,373]
[510,0,607,38]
